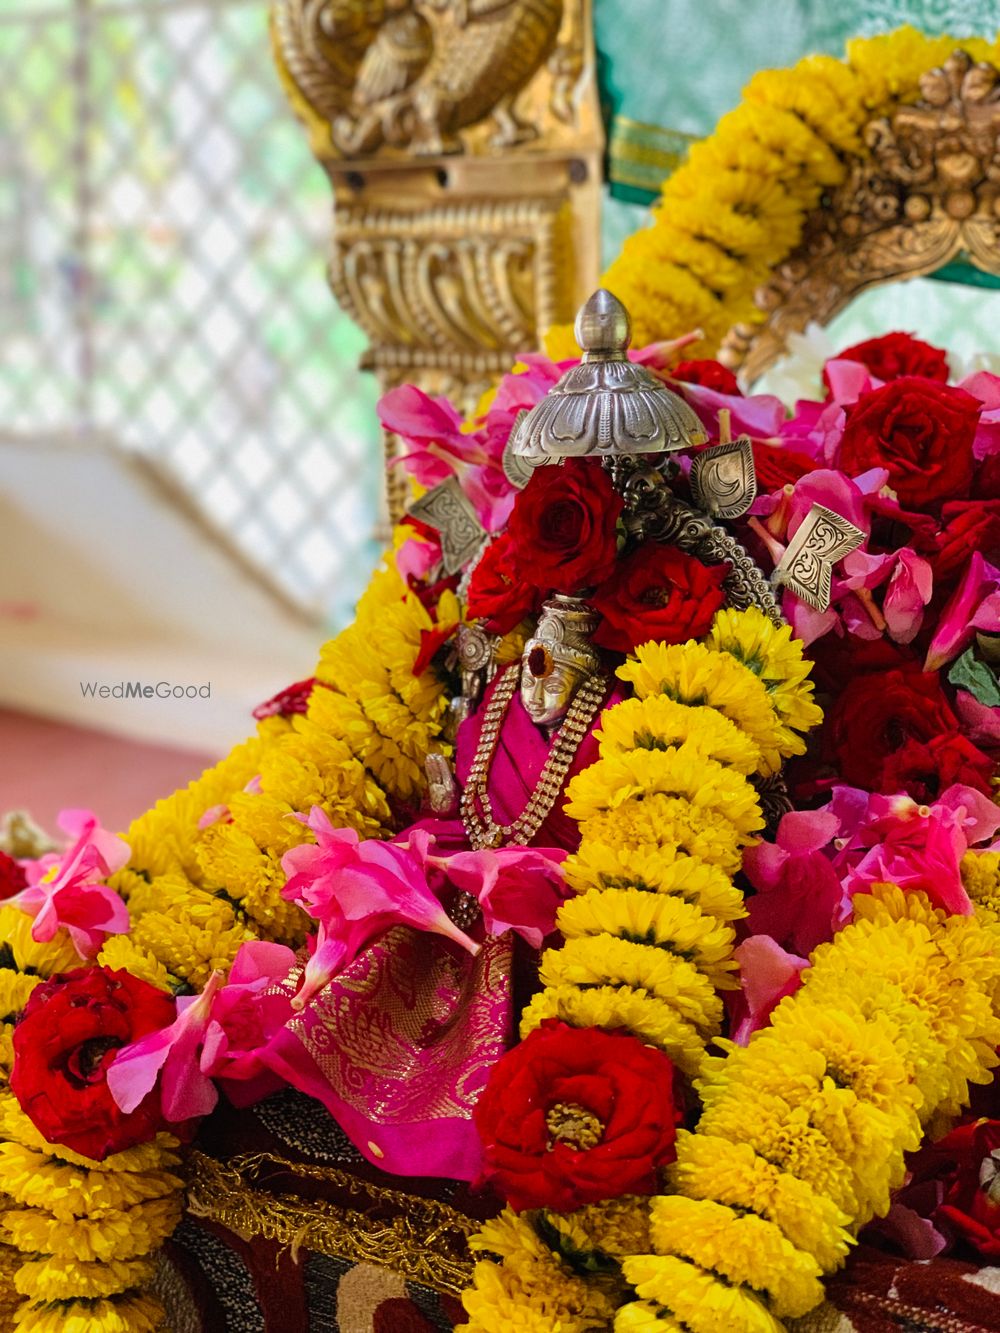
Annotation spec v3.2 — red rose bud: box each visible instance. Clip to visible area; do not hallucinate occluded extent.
[11,966,176,1161]
[933,501,1000,585]
[839,377,979,508]
[827,331,949,386]
[252,677,317,722]
[591,544,727,654]
[671,359,741,396]
[0,851,27,901]
[466,531,541,634]
[474,1019,681,1213]
[507,458,623,595]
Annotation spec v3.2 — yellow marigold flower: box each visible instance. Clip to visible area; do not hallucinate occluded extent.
[622,1254,784,1333]
[595,695,761,775]
[564,844,746,923]
[617,641,794,775]
[104,868,147,903]
[580,798,746,876]
[649,1196,824,1318]
[462,1255,615,1333]
[962,850,1000,920]
[539,936,724,1038]
[14,1256,153,1302]
[1,1194,182,1263]
[705,607,823,737]
[0,1143,182,1222]
[546,1196,652,1263]
[557,888,739,990]
[520,984,707,1080]
[565,748,763,839]
[13,1291,164,1333]
[195,825,305,947]
[0,907,78,978]
[96,937,172,993]
[615,1302,687,1333]
[0,973,39,1022]
[671,1132,851,1271]
[471,1209,553,1264]
[227,791,305,857]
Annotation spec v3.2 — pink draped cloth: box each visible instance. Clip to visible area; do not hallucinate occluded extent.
[258,675,619,1181]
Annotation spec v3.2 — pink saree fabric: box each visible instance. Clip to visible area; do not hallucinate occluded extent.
[260,676,619,1180]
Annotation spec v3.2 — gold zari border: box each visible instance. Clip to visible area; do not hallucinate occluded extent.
[185,1150,477,1297]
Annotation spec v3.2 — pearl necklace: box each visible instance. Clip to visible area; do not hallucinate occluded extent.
[460,663,608,850]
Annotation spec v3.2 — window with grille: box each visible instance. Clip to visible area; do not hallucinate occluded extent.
[0,0,382,627]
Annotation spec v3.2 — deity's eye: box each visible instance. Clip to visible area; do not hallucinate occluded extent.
[527,644,554,680]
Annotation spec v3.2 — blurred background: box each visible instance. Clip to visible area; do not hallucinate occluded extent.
[3,0,999,831]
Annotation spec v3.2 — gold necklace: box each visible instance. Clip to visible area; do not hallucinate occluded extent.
[460,663,608,850]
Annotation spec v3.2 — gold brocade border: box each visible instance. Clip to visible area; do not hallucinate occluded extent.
[607,116,695,193]
[185,1150,477,1297]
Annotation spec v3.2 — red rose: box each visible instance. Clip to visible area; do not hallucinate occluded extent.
[11,966,175,1161]
[880,732,995,803]
[252,677,317,722]
[752,442,818,492]
[474,1019,681,1212]
[0,852,26,901]
[974,454,1000,500]
[671,359,741,396]
[933,1119,1000,1257]
[507,459,622,594]
[838,377,979,507]
[933,501,1000,584]
[828,331,949,385]
[824,666,965,795]
[466,532,541,634]
[591,544,727,654]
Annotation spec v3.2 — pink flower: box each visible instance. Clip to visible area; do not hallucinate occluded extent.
[14,809,130,959]
[744,808,844,954]
[681,381,786,440]
[959,371,1000,459]
[108,972,223,1123]
[843,795,972,917]
[199,942,298,1090]
[731,936,808,1044]
[280,811,479,1002]
[294,923,350,1013]
[925,552,1000,670]
[956,689,1000,745]
[446,845,568,950]
[882,548,934,644]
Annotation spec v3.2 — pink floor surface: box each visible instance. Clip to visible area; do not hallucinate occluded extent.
[0,708,217,837]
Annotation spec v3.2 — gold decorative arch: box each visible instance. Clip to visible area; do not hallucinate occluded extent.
[719,50,1000,383]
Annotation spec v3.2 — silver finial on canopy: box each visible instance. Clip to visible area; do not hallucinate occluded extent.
[508,289,708,464]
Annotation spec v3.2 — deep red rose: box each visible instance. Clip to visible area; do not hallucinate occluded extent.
[824,665,964,795]
[252,677,317,722]
[474,1019,681,1213]
[0,851,26,901]
[838,377,979,507]
[507,459,622,594]
[974,453,1000,501]
[752,442,818,492]
[932,501,1000,584]
[466,532,541,634]
[881,732,995,803]
[591,544,727,653]
[828,331,949,386]
[11,966,175,1161]
[672,359,741,396]
[933,1119,1000,1258]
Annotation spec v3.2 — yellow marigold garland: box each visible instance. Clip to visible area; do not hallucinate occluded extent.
[545,27,1000,355]
[463,609,823,1330]
[0,541,454,1331]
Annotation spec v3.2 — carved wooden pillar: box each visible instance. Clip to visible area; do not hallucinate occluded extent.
[271,0,603,519]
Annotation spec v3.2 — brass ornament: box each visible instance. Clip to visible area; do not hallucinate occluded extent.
[509,289,708,462]
[721,49,1000,383]
[772,504,865,612]
[690,435,757,520]
[407,476,486,573]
